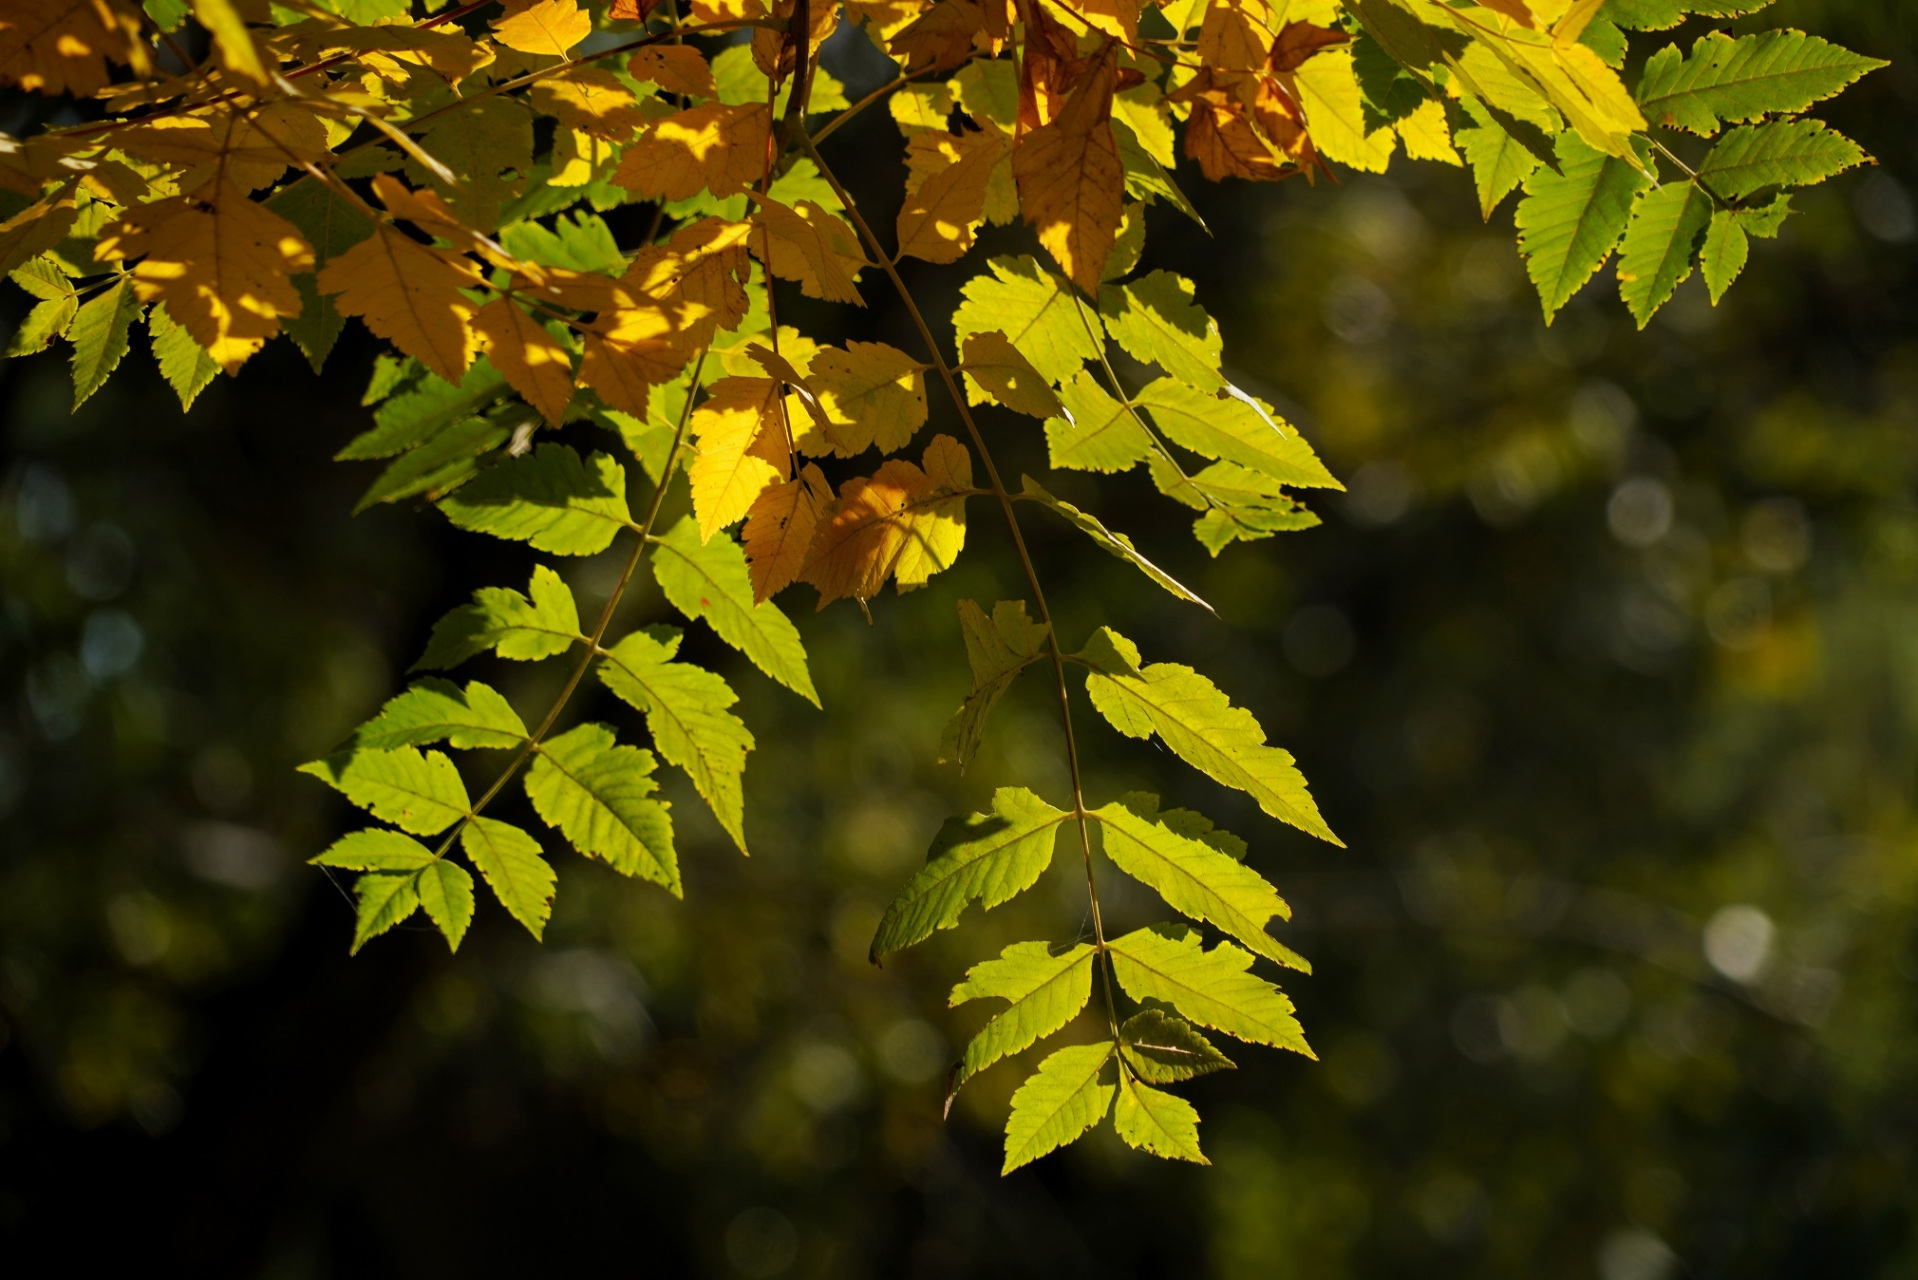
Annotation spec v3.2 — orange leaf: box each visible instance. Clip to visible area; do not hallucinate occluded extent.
[628,45,715,98]
[897,130,1010,264]
[690,377,792,540]
[472,298,575,425]
[891,0,985,72]
[754,198,868,305]
[490,0,590,58]
[801,434,973,607]
[614,103,771,203]
[744,463,830,602]
[1196,0,1271,72]
[531,68,647,140]
[622,216,753,343]
[578,302,694,416]
[95,183,313,374]
[1012,49,1123,294]
[116,102,332,196]
[318,223,480,384]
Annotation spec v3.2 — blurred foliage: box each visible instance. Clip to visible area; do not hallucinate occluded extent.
[3,0,1916,1274]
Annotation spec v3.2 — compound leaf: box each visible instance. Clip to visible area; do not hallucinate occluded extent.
[1108,926,1312,1055]
[416,564,582,670]
[440,444,631,555]
[460,816,557,939]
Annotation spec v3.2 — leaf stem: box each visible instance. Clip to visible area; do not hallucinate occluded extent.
[796,130,1124,1045]
[426,347,710,863]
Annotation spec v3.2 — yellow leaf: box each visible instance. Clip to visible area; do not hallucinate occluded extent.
[801,434,974,607]
[808,341,930,456]
[578,303,693,417]
[628,45,715,98]
[472,298,574,425]
[897,130,1010,264]
[614,103,771,203]
[1195,0,1269,71]
[743,463,830,602]
[96,184,313,374]
[754,198,868,305]
[531,68,646,140]
[117,102,332,195]
[490,0,590,58]
[687,0,769,22]
[192,0,269,89]
[290,23,493,86]
[959,330,1064,418]
[846,0,929,41]
[1396,98,1461,165]
[1012,51,1124,294]
[690,377,791,541]
[0,0,143,96]
[318,223,480,384]
[1293,46,1396,173]
[622,216,753,344]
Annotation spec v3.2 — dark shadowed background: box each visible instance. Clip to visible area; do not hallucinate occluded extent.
[2,1,1915,1274]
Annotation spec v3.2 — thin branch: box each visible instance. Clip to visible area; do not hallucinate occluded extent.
[797,130,1124,1045]
[427,348,710,862]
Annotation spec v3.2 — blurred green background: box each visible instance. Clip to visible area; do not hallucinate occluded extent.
[2,1,1915,1274]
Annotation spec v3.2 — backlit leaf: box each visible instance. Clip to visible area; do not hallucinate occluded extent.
[471,298,574,425]
[1002,1042,1116,1174]
[1119,1009,1234,1083]
[1515,132,1650,322]
[525,722,678,892]
[299,746,471,835]
[940,598,1050,769]
[952,255,1102,388]
[350,872,420,953]
[439,444,632,555]
[801,434,974,607]
[1013,51,1125,292]
[147,303,218,411]
[460,816,557,939]
[1697,119,1867,200]
[416,858,476,951]
[1635,30,1884,135]
[1097,271,1223,391]
[808,341,929,456]
[1019,476,1210,609]
[650,515,819,705]
[310,828,437,872]
[949,940,1096,1089]
[353,678,530,751]
[598,626,753,851]
[1616,179,1712,326]
[870,787,1070,958]
[318,223,480,384]
[1108,925,1312,1054]
[67,273,140,409]
[689,376,790,541]
[1113,1075,1207,1163]
[958,331,1064,418]
[1134,379,1341,490]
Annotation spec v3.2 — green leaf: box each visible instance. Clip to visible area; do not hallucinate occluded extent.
[1516,133,1651,322]
[1114,119,1207,228]
[350,872,421,953]
[353,678,529,751]
[525,722,679,893]
[1616,180,1714,326]
[460,816,556,940]
[147,303,220,411]
[949,940,1097,1090]
[951,255,1102,389]
[499,211,627,274]
[1097,271,1223,391]
[1119,1009,1234,1084]
[1700,207,1750,303]
[1113,1074,1207,1164]
[1002,1042,1116,1174]
[338,359,511,460]
[940,598,1050,770]
[870,787,1070,958]
[597,626,753,852]
[69,275,141,409]
[1457,97,1541,220]
[650,516,819,706]
[1133,380,1342,490]
[1108,926,1312,1054]
[416,565,582,671]
[1019,476,1211,610]
[266,176,375,372]
[1152,459,1324,556]
[416,859,476,951]
[299,747,470,835]
[958,330,1065,419]
[1635,31,1885,136]
[6,292,76,357]
[355,414,517,514]
[1093,794,1308,972]
[1078,629,1341,845]
[439,444,632,555]
[310,828,437,871]
[1044,370,1154,473]
[1697,119,1868,200]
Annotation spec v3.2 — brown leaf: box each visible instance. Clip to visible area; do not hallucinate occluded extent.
[97,183,313,374]
[0,0,143,96]
[897,130,1010,264]
[472,298,574,425]
[628,45,715,98]
[614,103,771,202]
[801,434,973,607]
[318,223,480,384]
[891,0,985,73]
[1266,20,1350,76]
[1012,48,1123,294]
[744,463,830,602]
